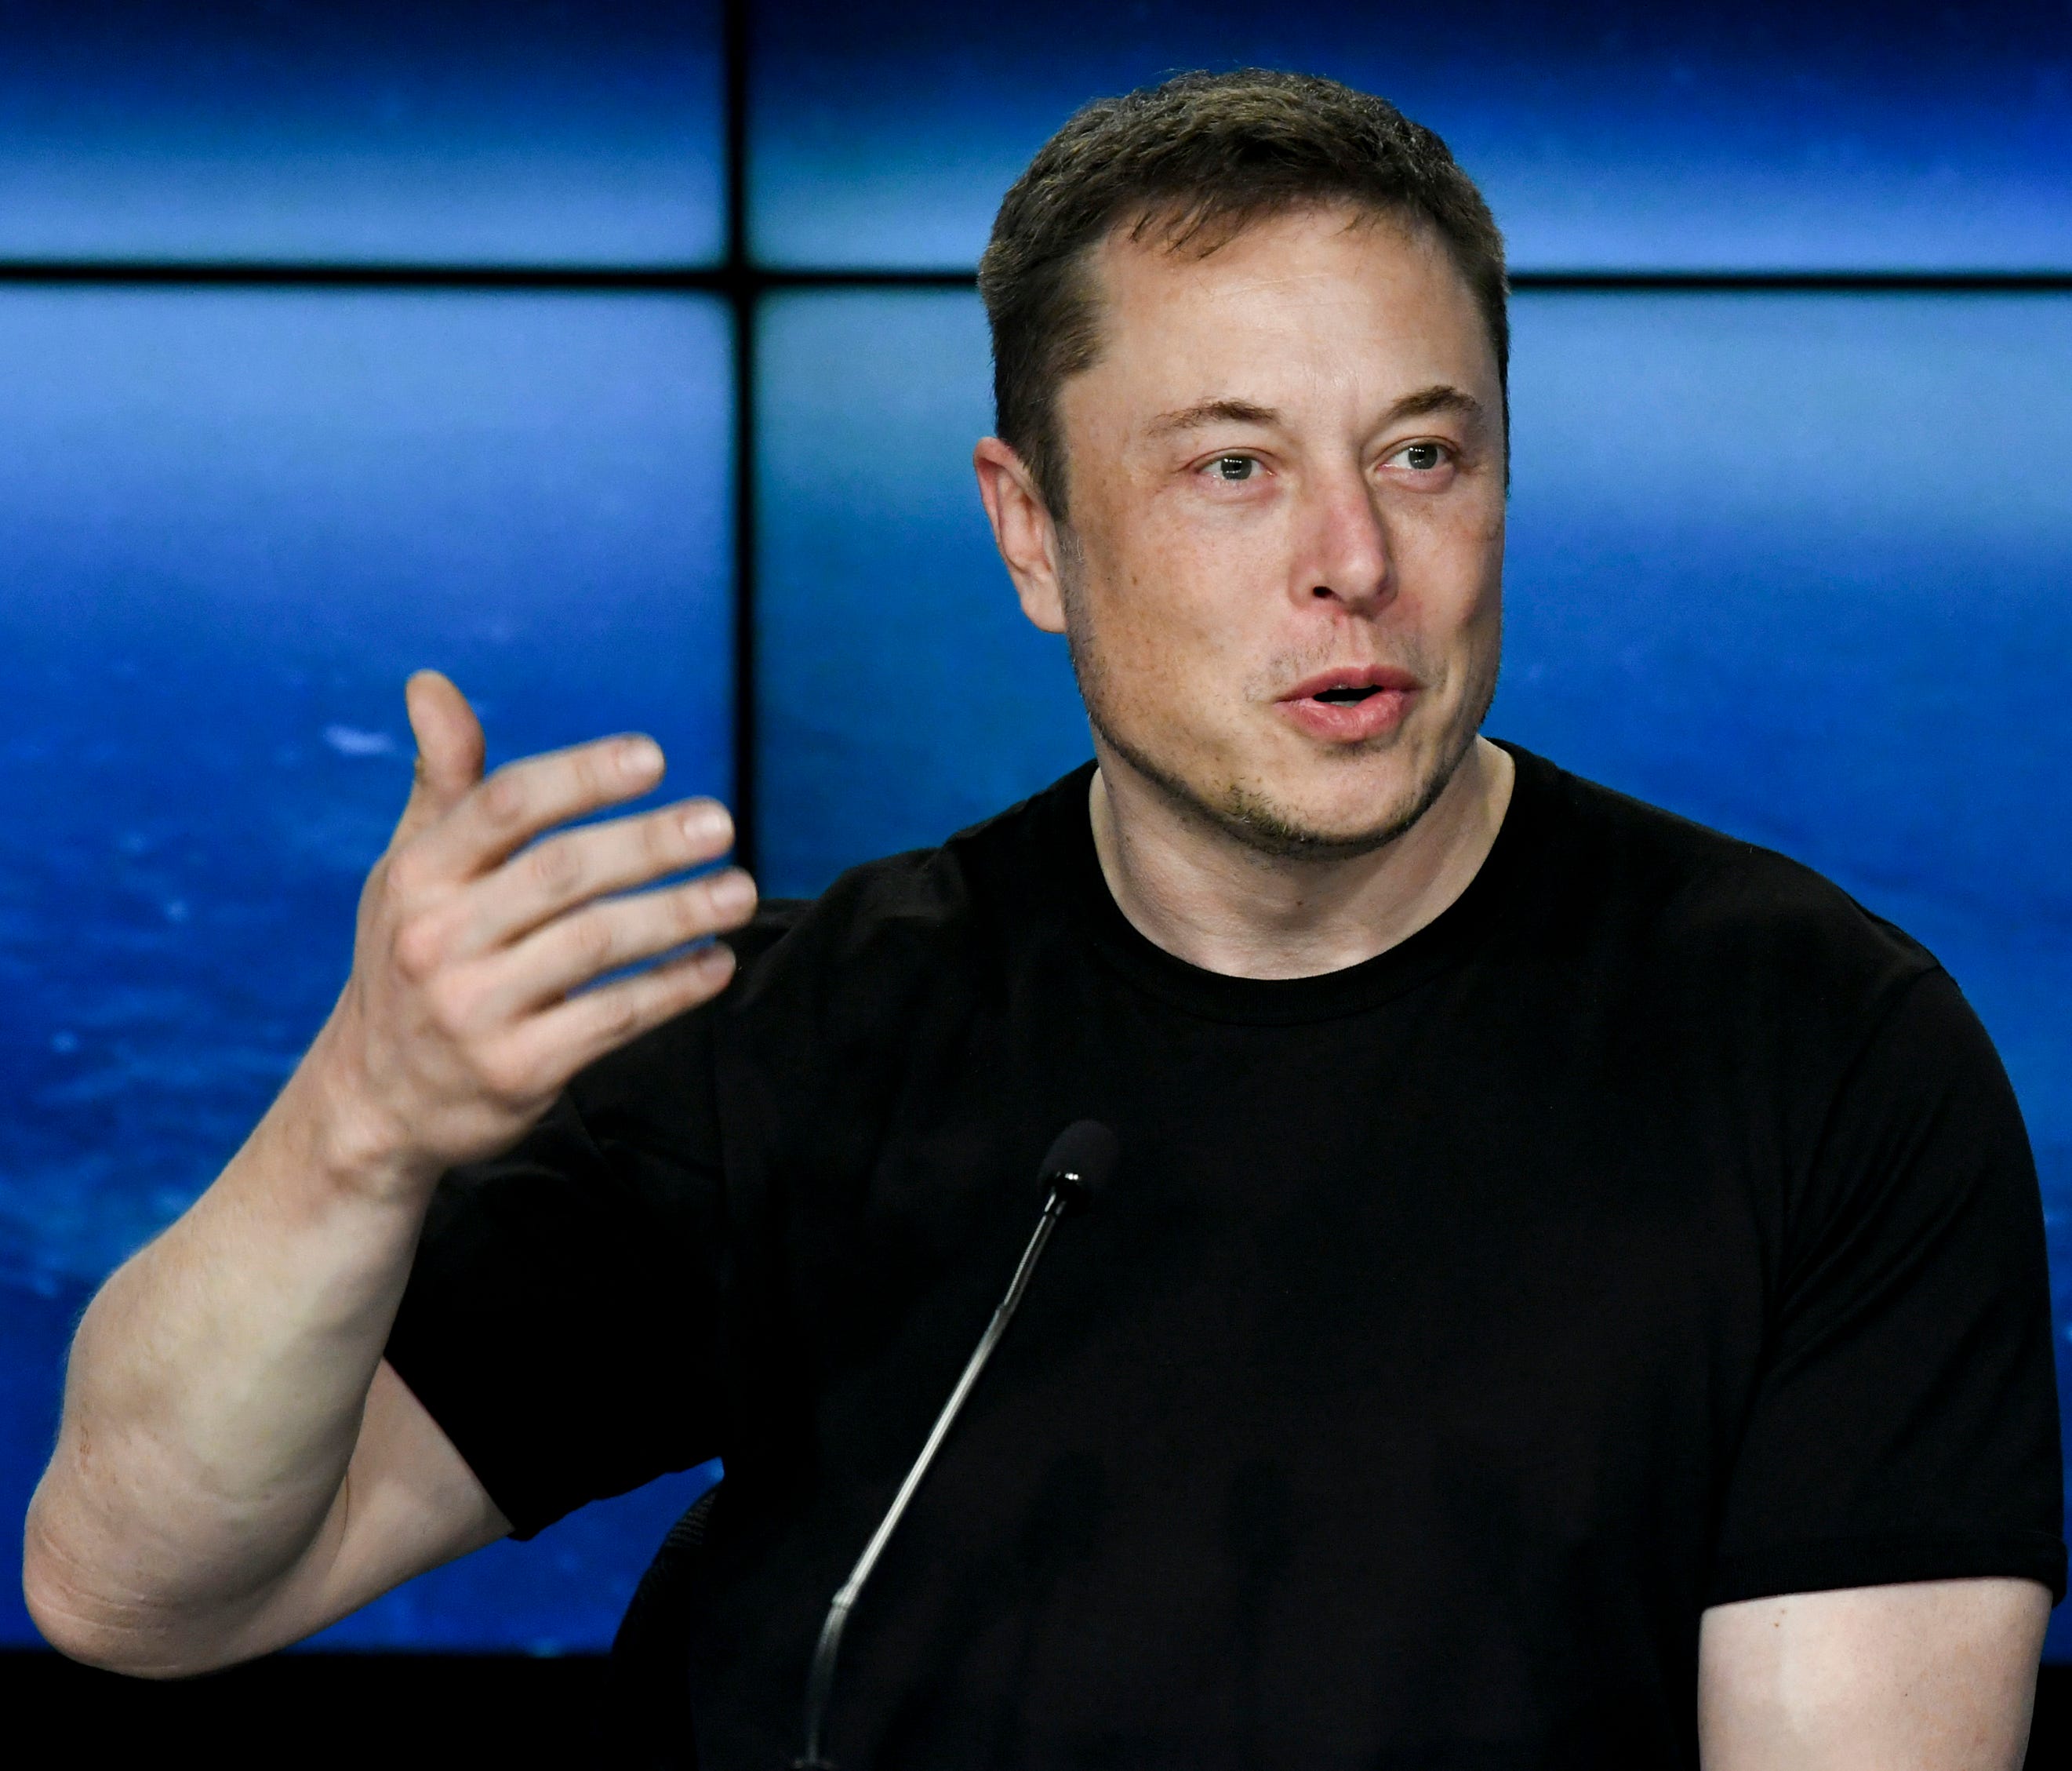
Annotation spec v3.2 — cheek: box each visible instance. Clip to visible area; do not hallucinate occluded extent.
[1111,577,1261,711]
[1396,496,1505,619]
[1082,505,1263,677]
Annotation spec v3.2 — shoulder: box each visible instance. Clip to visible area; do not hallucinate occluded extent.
[722,769,1083,1027]
[563,773,1081,1140]
[1510,747,1941,1032]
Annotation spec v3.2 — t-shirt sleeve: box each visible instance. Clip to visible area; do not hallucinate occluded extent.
[380,1057,723,1538]
[1707,965,2067,1606]
[382,1006,734,1539]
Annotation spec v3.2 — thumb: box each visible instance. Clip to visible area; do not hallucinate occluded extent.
[391,669,486,848]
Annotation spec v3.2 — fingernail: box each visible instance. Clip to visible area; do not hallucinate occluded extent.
[708,870,755,914]
[622,739,663,777]
[682,803,731,844]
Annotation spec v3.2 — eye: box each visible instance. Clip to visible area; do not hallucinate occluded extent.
[1205,453,1260,482]
[1387,441,1450,473]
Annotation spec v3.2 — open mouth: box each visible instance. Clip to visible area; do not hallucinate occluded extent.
[1274,666,1422,741]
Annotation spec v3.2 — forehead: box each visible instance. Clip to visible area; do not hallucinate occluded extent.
[1073,203,1496,416]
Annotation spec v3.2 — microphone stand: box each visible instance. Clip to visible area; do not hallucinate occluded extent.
[792,1123,1114,1769]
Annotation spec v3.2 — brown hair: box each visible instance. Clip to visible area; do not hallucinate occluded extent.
[977,69,1508,520]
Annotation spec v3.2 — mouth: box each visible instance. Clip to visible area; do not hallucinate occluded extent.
[1274,665,1423,743]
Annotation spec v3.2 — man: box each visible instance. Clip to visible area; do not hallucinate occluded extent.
[25,71,2063,1768]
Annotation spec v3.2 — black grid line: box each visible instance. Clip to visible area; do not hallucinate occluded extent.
[725,0,757,867]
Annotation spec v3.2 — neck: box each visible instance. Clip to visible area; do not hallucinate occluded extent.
[1087,736,1515,980]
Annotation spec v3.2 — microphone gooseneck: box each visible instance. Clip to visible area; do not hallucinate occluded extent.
[792,1120,1119,1770]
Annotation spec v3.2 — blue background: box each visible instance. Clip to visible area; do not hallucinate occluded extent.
[750,2,2072,271]
[3,1,2070,1657]
[0,1,725,264]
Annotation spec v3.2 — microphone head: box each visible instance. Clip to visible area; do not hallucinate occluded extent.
[1038,1119,1118,1215]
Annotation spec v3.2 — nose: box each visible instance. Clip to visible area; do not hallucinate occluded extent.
[1292,464,1393,617]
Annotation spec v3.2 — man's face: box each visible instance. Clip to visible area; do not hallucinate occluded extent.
[1038,204,1507,855]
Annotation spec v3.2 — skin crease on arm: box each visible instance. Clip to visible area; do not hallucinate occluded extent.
[1698,1579,2051,1769]
[22,671,758,1675]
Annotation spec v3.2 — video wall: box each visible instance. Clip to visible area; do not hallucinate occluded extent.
[3,0,2069,1655]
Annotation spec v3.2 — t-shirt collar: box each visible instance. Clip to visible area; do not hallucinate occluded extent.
[1043,742,1548,1026]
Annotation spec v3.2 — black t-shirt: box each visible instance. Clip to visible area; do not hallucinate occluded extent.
[387,745,2064,1769]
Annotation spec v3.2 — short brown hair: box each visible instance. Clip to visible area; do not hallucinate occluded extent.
[977,69,1508,519]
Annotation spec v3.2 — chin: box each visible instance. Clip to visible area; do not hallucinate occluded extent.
[1110,718,1469,862]
[1214,773,1438,860]
[1227,713,1484,848]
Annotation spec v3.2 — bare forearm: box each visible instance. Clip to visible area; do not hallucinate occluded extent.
[25,675,751,1672]
[25,1038,433,1669]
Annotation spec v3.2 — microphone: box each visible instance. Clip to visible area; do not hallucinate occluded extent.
[792,1120,1120,1770]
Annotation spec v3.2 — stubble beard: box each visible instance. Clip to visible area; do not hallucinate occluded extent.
[1060,552,1502,864]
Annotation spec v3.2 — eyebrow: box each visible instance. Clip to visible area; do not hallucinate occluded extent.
[1143,397,1281,438]
[1142,384,1486,441]
[1387,384,1485,427]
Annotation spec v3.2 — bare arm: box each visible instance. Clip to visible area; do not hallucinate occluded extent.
[1699,1578,2051,1769]
[24,672,755,1675]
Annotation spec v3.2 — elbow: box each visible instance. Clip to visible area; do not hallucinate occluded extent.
[23,1576,231,1681]
[22,1507,233,1681]
[22,1565,148,1676]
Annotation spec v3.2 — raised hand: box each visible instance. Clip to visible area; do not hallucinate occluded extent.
[312,670,755,1191]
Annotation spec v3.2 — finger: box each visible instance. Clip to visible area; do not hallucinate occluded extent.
[391,671,487,850]
[507,942,740,1089]
[478,867,758,1018]
[409,731,667,884]
[449,797,736,959]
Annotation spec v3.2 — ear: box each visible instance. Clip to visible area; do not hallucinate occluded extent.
[972,436,1068,635]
